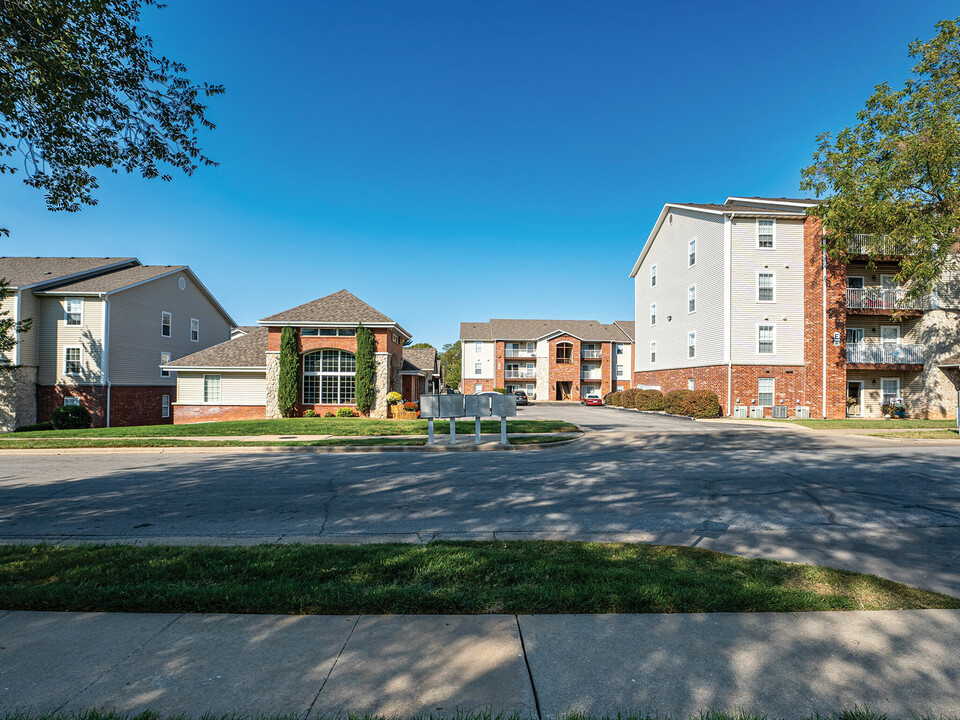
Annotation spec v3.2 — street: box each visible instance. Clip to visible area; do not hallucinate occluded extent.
[2,405,959,594]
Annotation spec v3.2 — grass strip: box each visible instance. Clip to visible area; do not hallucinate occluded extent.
[9,418,577,438]
[759,418,955,429]
[508,434,578,445]
[1,541,956,615]
[0,437,426,450]
[856,429,959,440]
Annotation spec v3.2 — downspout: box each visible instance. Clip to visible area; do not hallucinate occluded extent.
[821,235,827,419]
[724,213,734,415]
[100,293,111,427]
[12,290,21,366]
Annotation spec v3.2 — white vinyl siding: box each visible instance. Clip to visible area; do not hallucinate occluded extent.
[16,291,39,366]
[461,340,494,380]
[37,296,104,384]
[730,217,805,365]
[175,371,266,406]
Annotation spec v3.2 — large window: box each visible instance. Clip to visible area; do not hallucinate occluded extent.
[64,346,81,375]
[757,219,775,249]
[556,342,573,364]
[303,349,356,405]
[64,298,83,326]
[203,374,221,403]
[757,377,775,407]
[688,285,696,313]
[757,272,775,302]
[757,324,775,354]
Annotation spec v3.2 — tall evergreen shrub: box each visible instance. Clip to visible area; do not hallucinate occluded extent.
[355,323,375,414]
[278,326,299,417]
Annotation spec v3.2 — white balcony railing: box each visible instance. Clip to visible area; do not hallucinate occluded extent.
[848,234,914,256]
[847,342,924,365]
[504,348,536,358]
[505,369,536,379]
[581,349,602,359]
[846,287,929,311]
[580,372,603,380]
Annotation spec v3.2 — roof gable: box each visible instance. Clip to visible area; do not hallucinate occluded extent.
[165,327,268,369]
[461,319,631,342]
[259,289,402,329]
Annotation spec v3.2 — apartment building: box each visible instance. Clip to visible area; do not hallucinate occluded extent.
[459,319,634,400]
[0,257,234,430]
[630,197,960,419]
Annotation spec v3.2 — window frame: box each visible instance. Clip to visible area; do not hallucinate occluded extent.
[757,219,776,249]
[475,341,482,354]
[555,342,573,364]
[650,264,657,287]
[688,378,695,391]
[190,318,200,343]
[649,340,656,364]
[474,361,482,375]
[63,346,82,376]
[203,374,221,403]
[756,271,776,303]
[302,349,356,405]
[160,351,172,378]
[881,377,900,406]
[64,297,84,326]
[161,311,172,338]
[688,238,696,267]
[687,285,696,314]
[474,383,483,393]
[616,364,624,378]
[687,331,696,359]
[757,323,776,355]
[650,302,657,326]
[161,394,171,418]
[757,377,775,407]
[64,397,81,407]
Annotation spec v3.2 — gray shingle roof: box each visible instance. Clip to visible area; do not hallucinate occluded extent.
[461,319,633,342]
[675,202,806,214]
[402,347,437,373]
[260,289,397,325]
[38,265,186,293]
[166,327,268,368]
[0,257,137,288]
[613,320,635,341]
[727,196,823,205]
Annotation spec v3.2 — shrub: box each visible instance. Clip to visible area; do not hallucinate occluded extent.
[620,388,642,408]
[51,404,93,430]
[278,327,299,418]
[636,389,665,411]
[323,411,335,418]
[689,390,721,418]
[386,391,402,405]
[493,387,507,394]
[355,324,375,414]
[403,402,418,412]
[336,407,356,417]
[605,392,622,407]
[663,389,693,416]
[303,409,316,418]
[14,421,54,432]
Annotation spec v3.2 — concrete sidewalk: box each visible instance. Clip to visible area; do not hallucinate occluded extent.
[3,610,960,719]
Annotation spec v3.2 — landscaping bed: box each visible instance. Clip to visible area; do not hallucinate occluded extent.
[1,541,955,615]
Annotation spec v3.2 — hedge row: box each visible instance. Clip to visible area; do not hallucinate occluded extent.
[605,388,720,418]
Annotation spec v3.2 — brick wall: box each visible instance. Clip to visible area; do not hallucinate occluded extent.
[549,335,581,400]
[174,404,266,424]
[462,378,495,394]
[38,384,175,427]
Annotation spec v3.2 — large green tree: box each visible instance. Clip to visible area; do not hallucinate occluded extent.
[439,341,461,390]
[277,327,299,417]
[801,17,960,295]
[354,323,375,414]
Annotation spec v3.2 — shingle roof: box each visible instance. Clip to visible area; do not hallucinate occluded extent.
[461,319,633,342]
[613,320,635,341]
[939,354,960,368]
[165,327,268,368]
[38,265,185,293]
[675,202,806,214]
[259,289,397,325]
[402,347,437,373]
[727,196,823,205]
[0,257,137,288]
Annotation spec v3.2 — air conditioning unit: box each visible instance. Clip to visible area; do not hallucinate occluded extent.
[733,406,748,419]
[772,405,789,419]
[749,406,764,419]
[795,406,811,419]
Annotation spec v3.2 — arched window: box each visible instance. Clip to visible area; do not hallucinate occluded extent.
[556,342,573,364]
[303,349,356,404]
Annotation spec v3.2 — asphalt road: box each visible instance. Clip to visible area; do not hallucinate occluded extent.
[2,404,960,594]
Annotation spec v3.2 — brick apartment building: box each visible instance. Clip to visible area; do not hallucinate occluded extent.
[630,197,960,418]
[459,319,634,401]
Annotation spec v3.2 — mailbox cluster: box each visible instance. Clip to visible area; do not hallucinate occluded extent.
[420,393,517,445]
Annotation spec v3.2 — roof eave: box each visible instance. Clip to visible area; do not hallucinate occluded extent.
[162,365,267,372]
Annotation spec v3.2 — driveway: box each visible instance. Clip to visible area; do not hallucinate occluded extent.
[1,405,959,595]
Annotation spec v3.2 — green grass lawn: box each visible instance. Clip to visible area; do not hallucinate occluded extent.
[1,541,955,615]
[8,418,577,438]
[857,429,959,440]
[0,437,427,450]
[760,418,956,429]
[508,434,577,445]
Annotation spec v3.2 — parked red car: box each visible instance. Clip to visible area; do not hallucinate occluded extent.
[581,394,603,406]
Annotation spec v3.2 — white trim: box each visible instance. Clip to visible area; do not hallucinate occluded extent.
[724,215,732,414]
[756,271,776,303]
[881,377,901,405]
[64,297,84,326]
[846,379,863,417]
[880,325,901,344]
[688,237,697,267]
[687,285,696,314]
[12,290,21,365]
[190,317,200,343]
[649,340,657,364]
[63,396,81,407]
[846,275,865,289]
[726,197,820,208]
[258,320,413,340]
[757,376,775,407]
[161,394,171,418]
[164,365,267,372]
[161,310,172,338]
[203,373,222,403]
[63,345,82,376]
[687,331,696,360]
[757,218,776,250]
[757,323,777,355]
[650,264,657,287]
[650,302,657,326]
[160,351,172,378]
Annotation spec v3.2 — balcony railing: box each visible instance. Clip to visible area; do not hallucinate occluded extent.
[847,234,914,256]
[847,342,924,365]
[581,349,602,359]
[505,369,536,379]
[504,348,536,358]
[580,371,603,380]
[846,287,929,311]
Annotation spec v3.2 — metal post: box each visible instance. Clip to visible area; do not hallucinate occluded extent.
[428,418,434,445]
[500,416,507,445]
[475,417,481,445]
[450,416,456,445]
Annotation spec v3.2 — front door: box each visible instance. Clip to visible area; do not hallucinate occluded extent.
[556,381,572,401]
[846,380,862,417]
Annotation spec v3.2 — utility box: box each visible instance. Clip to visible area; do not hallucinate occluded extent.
[749,406,764,419]
[464,394,492,417]
[490,393,517,417]
[733,406,748,419]
[772,405,789,419]
[795,406,811,419]
[420,394,440,419]
[438,394,465,418]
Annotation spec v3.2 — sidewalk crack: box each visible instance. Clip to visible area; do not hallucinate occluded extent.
[304,614,361,719]
[515,615,543,720]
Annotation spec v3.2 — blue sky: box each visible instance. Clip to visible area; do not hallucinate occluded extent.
[2,1,956,347]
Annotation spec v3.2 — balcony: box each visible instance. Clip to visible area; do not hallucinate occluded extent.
[581,349,602,359]
[847,234,914,256]
[504,348,536,358]
[846,287,929,313]
[581,368,603,380]
[847,342,924,367]
[505,369,536,379]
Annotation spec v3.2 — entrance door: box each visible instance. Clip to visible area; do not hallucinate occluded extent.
[556,381,572,401]
[846,380,862,417]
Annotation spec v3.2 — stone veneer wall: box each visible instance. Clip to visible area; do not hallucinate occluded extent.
[372,353,391,418]
[265,353,281,419]
[0,365,37,432]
